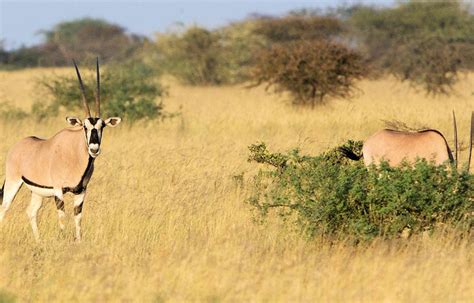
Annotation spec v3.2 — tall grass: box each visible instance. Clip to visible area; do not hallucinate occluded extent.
[0,69,472,302]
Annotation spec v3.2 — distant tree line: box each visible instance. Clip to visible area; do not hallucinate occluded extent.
[2,1,474,106]
[1,18,144,67]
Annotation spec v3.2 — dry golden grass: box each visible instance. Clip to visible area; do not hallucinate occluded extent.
[0,68,473,302]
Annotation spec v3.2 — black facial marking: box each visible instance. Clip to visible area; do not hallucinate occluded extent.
[87,117,100,124]
[55,197,65,211]
[74,203,83,216]
[90,129,99,144]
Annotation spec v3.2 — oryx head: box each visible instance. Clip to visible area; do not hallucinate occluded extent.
[66,58,121,158]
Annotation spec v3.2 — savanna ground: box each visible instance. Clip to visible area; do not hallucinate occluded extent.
[0,68,473,302]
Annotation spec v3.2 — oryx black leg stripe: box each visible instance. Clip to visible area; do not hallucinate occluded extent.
[74,203,83,216]
[55,196,65,211]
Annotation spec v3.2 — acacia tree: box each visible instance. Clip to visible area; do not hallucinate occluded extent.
[41,18,143,64]
[252,14,343,43]
[252,40,366,107]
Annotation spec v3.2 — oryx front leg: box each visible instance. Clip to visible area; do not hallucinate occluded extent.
[54,189,65,230]
[26,193,43,242]
[73,192,85,241]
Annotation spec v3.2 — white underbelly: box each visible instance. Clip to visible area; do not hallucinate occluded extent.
[25,184,56,197]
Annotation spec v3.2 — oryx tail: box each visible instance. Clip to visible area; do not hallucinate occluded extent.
[468,111,474,173]
[338,146,362,161]
[453,111,458,170]
[0,181,4,205]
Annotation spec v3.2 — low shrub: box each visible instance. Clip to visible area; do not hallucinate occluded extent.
[247,142,473,240]
[36,60,168,123]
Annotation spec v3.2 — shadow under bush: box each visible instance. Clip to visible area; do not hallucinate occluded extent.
[247,142,473,241]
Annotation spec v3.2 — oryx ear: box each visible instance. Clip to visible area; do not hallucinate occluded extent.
[104,117,121,127]
[66,116,83,127]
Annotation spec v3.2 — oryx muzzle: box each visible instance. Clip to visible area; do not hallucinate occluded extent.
[0,58,122,242]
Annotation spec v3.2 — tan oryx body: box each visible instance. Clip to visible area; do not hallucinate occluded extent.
[8,128,89,191]
[0,58,121,241]
[340,112,474,170]
[340,129,454,167]
[362,129,453,166]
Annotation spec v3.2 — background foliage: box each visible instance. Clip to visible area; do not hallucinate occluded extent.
[2,2,474,98]
[2,18,144,67]
[252,40,366,106]
[348,1,474,93]
[36,59,167,123]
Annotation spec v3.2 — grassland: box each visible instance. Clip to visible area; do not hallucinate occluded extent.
[0,68,473,302]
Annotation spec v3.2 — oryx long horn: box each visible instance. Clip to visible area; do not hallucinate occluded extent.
[453,110,458,170]
[95,57,101,117]
[73,59,91,117]
[468,111,474,173]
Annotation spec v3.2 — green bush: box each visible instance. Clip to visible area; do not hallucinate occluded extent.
[155,27,224,85]
[252,13,343,43]
[216,20,268,83]
[247,142,473,240]
[251,40,367,107]
[36,60,167,123]
[154,21,269,85]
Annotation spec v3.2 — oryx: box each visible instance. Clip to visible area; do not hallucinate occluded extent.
[339,112,474,170]
[0,58,121,241]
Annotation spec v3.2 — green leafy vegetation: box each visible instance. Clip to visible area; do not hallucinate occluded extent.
[247,142,473,240]
[154,23,264,85]
[36,60,168,123]
[155,27,225,85]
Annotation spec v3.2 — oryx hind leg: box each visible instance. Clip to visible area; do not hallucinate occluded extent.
[26,192,43,241]
[73,192,85,241]
[0,179,23,222]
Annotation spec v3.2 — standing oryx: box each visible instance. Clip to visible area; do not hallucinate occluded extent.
[0,58,121,241]
[340,112,474,170]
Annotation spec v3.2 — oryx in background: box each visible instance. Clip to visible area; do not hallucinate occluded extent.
[0,58,121,241]
[340,112,474,171]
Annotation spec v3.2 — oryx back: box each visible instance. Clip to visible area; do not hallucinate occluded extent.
[363,129,453,166]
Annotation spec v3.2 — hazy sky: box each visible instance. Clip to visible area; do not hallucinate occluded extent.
[0,0,394,50]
